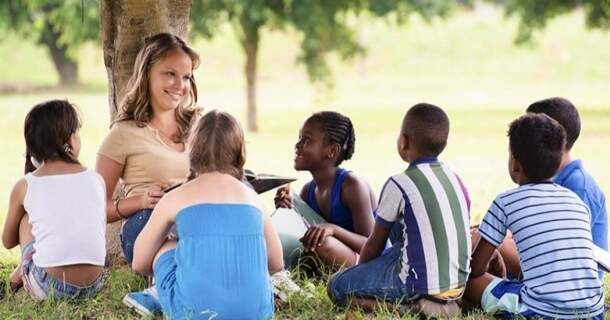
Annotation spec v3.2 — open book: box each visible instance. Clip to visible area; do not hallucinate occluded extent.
[244,169,296,194]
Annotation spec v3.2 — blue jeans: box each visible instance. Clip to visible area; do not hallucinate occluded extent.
[121,209,153,266]
[328,243,419,305]
[21,241,103,301]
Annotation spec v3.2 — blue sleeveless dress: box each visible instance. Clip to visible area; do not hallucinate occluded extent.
[305,168,355,231]
[153,203,273,320]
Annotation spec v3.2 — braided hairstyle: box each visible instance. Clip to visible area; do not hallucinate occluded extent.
[306,111,355,165]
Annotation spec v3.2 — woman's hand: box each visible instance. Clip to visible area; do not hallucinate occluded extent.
[274,185,293,209]
[300,223,335,250]
[140,185,165,209]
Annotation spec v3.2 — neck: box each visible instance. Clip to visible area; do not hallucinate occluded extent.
[557,151,573,172]
[150,111,178,137]
[310,166,338,190]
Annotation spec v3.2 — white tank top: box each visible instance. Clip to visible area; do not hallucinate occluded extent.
[23,169,106,267]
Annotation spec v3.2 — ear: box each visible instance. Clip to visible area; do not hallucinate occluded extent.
[326,143,341,160]
[400,133,410,152]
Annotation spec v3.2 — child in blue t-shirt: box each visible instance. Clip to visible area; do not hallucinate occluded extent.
[493,98,608,281]
[465,113,604,319]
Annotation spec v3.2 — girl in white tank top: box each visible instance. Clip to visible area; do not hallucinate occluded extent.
[2,100,106,301]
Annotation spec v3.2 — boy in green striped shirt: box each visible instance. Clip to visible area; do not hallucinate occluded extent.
[328,103,471,313]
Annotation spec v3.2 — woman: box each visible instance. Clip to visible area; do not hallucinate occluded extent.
[96,33,200,265]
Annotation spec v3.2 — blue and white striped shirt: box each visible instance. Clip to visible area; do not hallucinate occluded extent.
[479,182,604,318]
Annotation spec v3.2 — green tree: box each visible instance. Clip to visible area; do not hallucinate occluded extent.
[0,0,99,85]
[191,0,455,131]
[497,0,610,43]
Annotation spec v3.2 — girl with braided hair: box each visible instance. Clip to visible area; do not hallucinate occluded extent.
[275,111,376,268]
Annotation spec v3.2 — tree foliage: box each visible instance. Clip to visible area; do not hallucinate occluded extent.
[497,0,610,43]
[0,0,100,84]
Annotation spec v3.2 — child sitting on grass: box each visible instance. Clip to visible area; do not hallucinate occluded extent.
[464,113,604,319]
[328,103,471,313]
[2,100,106,301]
[274,111,376,269]
[129,110,284,319]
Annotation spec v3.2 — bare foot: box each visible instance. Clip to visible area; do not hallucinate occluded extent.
[9,263,23,292]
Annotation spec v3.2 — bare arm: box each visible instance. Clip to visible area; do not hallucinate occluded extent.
[263,213,284,273]
[2,179,27,249]
[96,154,163,222]
[470,237,497,278]
[333,174,375,251]
[131,197,174,275]
[359,223,390,263]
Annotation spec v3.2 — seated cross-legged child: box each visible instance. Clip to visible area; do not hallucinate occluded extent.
[274,111,376,269]
[328,103,471,313]
[464,113,605,319]
[130,110,284,319]
[528,97,607,277]
[2,100,106,301]
[481,97,609,282]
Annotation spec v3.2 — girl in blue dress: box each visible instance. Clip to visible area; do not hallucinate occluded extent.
[131,110,283,319]
[275,111,376,268]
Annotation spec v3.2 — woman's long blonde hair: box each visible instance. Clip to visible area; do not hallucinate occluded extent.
[115,33,201,142]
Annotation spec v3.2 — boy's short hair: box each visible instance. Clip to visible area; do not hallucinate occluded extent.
[526,97,580,150]
[508,113,566,181]
[402,103,449,157]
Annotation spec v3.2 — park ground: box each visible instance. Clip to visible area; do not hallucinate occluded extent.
[0,6,609,319]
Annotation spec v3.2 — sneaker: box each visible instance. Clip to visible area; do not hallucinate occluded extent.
[122,286,162,316]
[270,270,304,302]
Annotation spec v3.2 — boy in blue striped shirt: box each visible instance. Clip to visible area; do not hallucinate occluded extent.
[465,113,604,319]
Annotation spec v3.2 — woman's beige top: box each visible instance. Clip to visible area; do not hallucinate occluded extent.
[98,120,189,197]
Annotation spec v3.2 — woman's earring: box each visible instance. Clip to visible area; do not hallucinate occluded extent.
[63,143,73,155]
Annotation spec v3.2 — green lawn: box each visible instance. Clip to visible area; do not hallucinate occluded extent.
[0,5,609,319]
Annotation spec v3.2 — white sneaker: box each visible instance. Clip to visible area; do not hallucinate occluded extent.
[270,270,304,301]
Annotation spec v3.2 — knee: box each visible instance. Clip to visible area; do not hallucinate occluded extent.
[326,271,347,306]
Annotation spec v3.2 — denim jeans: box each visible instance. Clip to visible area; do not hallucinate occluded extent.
[327,243,419,305]
[121,209,153,266]
[21,241,103,301]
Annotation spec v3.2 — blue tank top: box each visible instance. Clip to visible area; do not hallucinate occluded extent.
[305,168,355,231]
[169,203,273,319]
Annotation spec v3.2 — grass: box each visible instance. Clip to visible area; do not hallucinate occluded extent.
[0,4,610,318]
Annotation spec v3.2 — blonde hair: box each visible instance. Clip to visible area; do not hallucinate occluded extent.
[115,33,201,142]
[190,110,246,179]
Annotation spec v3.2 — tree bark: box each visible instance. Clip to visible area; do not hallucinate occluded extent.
[239,18,261,132]
[40,20,79,86]
[100,0,192,263]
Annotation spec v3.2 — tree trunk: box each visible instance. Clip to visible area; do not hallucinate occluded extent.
[239,17,261,132]
[100,0,192,263]
[40,20,79,86]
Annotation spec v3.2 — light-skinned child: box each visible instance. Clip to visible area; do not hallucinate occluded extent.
[275,111,376,268]
[327,103,471,313]
[464,113,604,319]
[2,100,106,301]
[129,110,283,319]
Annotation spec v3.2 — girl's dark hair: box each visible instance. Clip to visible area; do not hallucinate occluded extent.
[306,111,355,165]
[24,100,81,173]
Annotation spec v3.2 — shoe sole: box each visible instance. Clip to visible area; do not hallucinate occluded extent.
[122,294,153,316]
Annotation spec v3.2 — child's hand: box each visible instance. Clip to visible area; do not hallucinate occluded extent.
[300,223,334,250]
[274,185,293,209]
[141,185,165,209]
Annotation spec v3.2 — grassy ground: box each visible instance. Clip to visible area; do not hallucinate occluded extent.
[0,5,609,318]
